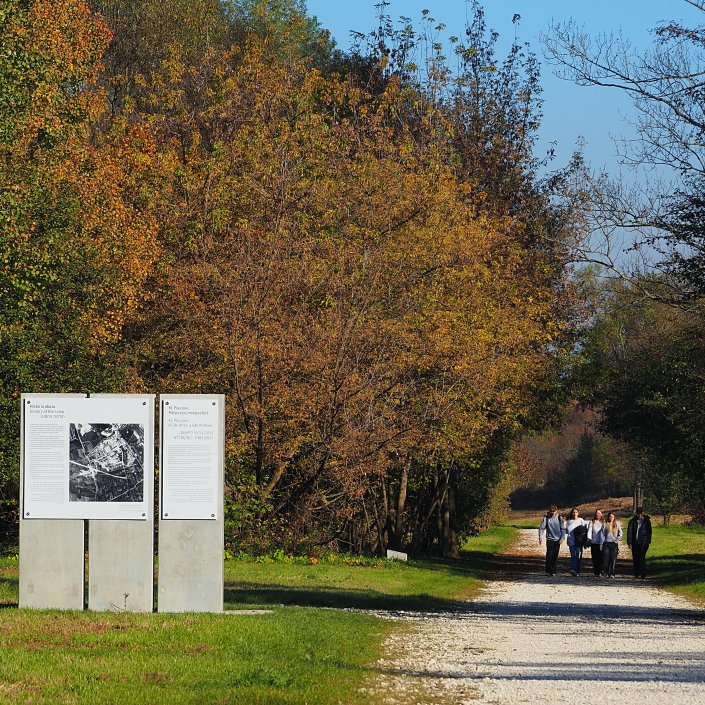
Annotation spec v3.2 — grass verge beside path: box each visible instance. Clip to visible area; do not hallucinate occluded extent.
[225,525,518,611]
[0,608,385,705]
[0,526,517,704]
[649,523,705,604]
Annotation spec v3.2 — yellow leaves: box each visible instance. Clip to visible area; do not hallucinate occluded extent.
[2,1,111,157]
[80,24,577,524]
[25,119,162,350]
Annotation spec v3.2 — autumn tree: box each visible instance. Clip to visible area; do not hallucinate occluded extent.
[88,0,343,117]
[341,2,580,555]
[0,0,160,529]
[107,2,580,556]
[88,0,231,114]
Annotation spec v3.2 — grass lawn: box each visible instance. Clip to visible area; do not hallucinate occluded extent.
[0,607,385,705]
[225,526,518,611]
[648,523,705,603]
[0,526,517,704]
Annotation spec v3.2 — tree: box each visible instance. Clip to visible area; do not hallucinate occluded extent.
[0,1,581,555]
[224,0,341,69]
[88,0,230,114]
[544,2,705,302]
[0,0,160,530]
[88,0,343,117]
[577,278,705,520]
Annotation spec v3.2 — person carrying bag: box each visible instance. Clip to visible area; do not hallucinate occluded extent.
[565,507,588,577]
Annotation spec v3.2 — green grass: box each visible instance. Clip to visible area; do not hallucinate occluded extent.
[462,525,517,554]
[0,527,517,704]
[504,517,538,530]
[0,607,387,705]
[225,526,517,612]
[0,554,18,606]
[648,523,705,603]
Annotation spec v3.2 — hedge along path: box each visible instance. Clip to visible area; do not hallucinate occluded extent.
[365,530,705,705]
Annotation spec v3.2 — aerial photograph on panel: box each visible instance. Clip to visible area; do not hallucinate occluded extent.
[68,423,144,502]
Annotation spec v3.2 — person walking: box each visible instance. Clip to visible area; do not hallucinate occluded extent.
[538,504,566,576]
[587,509,605,576]
[627,506,653,579]
[565,507,587,576]
[601,511,622,578]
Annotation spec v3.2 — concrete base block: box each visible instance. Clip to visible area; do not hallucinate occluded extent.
[88,520,154,612]
[19,519,84,610]
[158,519,223,613]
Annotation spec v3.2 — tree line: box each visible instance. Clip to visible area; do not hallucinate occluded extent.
[545,0,705,524]
[0,0,586,555]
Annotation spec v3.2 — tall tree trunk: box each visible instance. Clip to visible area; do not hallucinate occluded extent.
[447,469,459,559]
[255,334,265,486]
[441,490,451,558]
[372,484,387,556]
[255,417,264,486]
[362,502,378,554]
[392,459,410,550]
[413,467,447,555]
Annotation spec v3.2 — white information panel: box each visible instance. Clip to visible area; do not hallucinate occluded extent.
[161,395,222,520]
[23,394,153,520]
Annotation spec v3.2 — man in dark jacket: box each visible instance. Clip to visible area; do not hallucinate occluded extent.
[627,506,653,579]
[538,504,566,576]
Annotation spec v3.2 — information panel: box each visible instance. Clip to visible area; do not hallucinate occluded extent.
[161,395,222,520]
[23,394,153,520]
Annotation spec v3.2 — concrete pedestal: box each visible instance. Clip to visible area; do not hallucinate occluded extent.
[87,394,155,612]
[19,518,85,609]
[88,519,154,612]
[157,519,223,612]
[158,394,224,613]
[19,392,86,610]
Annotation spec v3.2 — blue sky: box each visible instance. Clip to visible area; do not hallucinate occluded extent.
[306,1,702,179]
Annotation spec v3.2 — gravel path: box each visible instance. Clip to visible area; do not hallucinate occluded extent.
[367,530,705,704]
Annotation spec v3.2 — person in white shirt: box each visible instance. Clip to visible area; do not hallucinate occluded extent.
[538,504,566,576]
[601,511,623,578]
[565,507,587,576]
[587,509,605,576]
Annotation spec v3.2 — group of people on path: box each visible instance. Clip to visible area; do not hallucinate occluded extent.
[538,504,652,579]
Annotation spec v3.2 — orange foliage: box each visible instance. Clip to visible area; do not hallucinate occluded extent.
[121,29,575,553]
[0,2,577,553]
[1,1,159,361]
